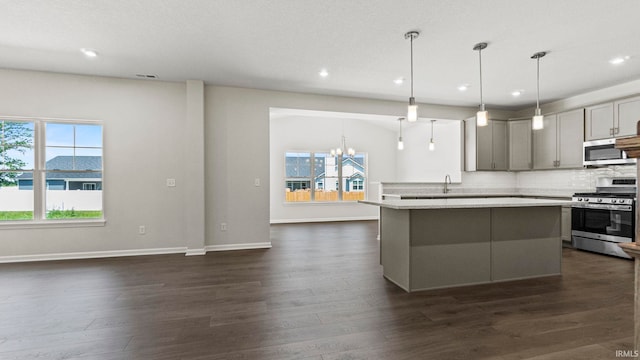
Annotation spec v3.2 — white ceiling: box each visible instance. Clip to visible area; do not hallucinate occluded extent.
[2,0,639,110]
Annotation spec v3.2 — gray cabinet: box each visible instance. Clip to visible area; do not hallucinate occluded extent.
[615,96,640,137]
[585,96,640,140]
[508,120,532,170]
[585,103,614,140]
[467,119,507,171]
[533,109,584,169]
[561,206,571,243]
[533,114,558,169]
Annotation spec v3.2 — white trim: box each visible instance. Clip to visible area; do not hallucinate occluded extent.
[205,242,272,252]
[270,216,378,224]
[0,247,187,264]
[185,248,206,256]
[0,219,106,230]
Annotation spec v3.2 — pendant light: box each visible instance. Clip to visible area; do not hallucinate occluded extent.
[429,120,436,151]
[473,42,489,127]
[330,123,355,157]
[531,51,547,130]
[397,117,405,150]
[330,135,355,157]
[405,31,420,122]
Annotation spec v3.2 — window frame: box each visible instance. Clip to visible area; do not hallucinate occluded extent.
[284,150,367,204]
[0,116,105,229]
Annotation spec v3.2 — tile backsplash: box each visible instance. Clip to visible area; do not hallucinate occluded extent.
[516,165,637,191]
[382,165,637,198]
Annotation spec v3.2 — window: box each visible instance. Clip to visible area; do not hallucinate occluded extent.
[284,151,366,203]
[0,118,103,222]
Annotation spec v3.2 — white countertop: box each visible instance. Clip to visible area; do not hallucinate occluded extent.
[359,197,571,210]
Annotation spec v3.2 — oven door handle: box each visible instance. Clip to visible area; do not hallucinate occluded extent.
[572,204,633,211]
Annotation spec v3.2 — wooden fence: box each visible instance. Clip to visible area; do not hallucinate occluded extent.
[285,189,365,202]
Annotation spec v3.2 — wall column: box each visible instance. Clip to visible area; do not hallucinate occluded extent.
[185,80,206,255]
[616,129,640,351]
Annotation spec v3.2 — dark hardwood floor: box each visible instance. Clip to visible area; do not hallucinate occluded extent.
[0,221,634,359]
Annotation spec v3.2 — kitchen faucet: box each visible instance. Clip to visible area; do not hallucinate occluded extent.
[443,174,452,194]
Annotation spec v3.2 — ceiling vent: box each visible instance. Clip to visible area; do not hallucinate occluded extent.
[135,74,158,79]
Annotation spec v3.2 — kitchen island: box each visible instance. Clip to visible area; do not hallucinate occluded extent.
[360,197,570,292]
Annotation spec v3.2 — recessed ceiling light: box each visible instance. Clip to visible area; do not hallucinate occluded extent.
[394,78,404,85]
[458,84,469,91]
[319,69,329,78]
[609,56,630,65]
[81,48,98,58]
[511,90,523,97]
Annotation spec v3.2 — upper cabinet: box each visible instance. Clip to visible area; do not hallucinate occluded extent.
[465,118,508,171]
[585,96,640,140]
[508,120,532,171]
[615,96,640,137]
[533,109,584,169]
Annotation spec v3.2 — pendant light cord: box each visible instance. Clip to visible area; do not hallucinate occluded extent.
[479,47,483,105]
[410,35,414,98]
[536,56,540,109]
[430,120,435,141]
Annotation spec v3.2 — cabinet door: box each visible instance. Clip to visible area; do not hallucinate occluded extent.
[492,121,508,170]
[508,120,532,171]
[561,206,571,242]
[533,114,558,169]
[476,121,493,170]
[585,103,614,140]
[614,96,640,138]
[557,109,585,168]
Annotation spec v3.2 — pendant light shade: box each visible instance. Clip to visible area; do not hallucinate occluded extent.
[429,120,436,151]
[405,31,420,122]
[397,117,405,150]
[474,42,489,127]
[531,51,547,130]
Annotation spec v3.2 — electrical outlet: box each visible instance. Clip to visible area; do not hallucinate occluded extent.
[139,225,146,235]
[166,178,176,187]
[220,223,227,231]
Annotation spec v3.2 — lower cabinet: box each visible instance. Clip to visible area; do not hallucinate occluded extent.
[561,206,571,243]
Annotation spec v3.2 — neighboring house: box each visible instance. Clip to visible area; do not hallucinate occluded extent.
[17,156,102,190]
[285,154,365,192]
[314,156,365,192]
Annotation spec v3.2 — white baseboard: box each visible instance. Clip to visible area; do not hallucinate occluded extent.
[270,216,378,224]
[205,242,272,252]
[0,247,187,264]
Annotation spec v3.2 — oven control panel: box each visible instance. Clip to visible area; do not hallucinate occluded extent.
[572,197,634,205]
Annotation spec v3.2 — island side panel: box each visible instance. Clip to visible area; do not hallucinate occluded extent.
[409,208,491,291]
[491,206,562,281]
[380,207,411,291]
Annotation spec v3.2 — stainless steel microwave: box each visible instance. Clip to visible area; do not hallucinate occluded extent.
[583,138,636,166]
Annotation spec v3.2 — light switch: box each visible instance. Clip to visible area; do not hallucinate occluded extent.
[254,178,261,187]
[166,178,176,187]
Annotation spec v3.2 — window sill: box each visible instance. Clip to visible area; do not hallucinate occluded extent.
[0,219,106,230]
[283,201,365,206]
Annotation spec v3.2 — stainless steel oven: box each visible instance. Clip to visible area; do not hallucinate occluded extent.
[571,177,636,259]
